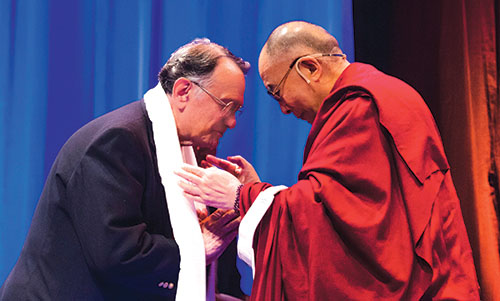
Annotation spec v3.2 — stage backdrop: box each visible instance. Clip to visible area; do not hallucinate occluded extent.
[353,1,500,299]
[0,0,354,290]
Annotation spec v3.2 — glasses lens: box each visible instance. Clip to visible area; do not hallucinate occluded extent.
[235,107,243,117]
[223,102,243,117]
[266,87,279,100]
[269,91,281,101]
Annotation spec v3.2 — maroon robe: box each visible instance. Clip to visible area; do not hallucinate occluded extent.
[240,63,479,300]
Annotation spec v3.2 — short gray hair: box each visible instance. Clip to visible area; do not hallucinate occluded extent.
[158,38,250,94]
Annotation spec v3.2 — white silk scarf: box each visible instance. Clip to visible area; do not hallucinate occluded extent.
[237,185,287,278]
[144,83,205,300]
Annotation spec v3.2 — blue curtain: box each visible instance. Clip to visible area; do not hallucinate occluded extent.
[0,0,354,290]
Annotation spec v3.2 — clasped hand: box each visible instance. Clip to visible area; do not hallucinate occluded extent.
[175,155,260,209]
[199,209,240,265]
[175,155,260,263]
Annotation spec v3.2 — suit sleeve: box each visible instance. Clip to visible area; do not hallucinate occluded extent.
[65,127,180,296]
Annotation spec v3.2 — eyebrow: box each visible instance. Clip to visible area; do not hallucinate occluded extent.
[223,97,244,107]
[221,96,238,103]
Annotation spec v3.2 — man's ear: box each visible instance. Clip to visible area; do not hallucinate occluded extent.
[298,57,322,81]
[172,78,192,110]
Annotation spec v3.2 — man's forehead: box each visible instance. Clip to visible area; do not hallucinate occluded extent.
[209,59,245,105]
[259,53,287,81]
[211,58,245,82]
[259,45,310,78]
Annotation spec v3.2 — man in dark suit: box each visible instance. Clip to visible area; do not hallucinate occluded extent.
[0,39,249,300]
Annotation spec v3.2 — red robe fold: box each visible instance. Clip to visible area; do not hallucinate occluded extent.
[240,63,479,300]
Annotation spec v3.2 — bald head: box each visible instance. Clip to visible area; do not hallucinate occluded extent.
[258,21,350,123]
[263,21,341,59]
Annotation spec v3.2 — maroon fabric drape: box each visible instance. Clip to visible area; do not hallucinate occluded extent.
[354,1,500,299]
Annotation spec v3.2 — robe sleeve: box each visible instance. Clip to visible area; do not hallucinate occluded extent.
[65,127,180,296]
[240,94,417,300]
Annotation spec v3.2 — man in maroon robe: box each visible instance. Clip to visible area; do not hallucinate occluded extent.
[176,21,480,300]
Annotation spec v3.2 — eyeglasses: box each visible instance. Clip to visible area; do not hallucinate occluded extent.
[191,81,243,117]
[266,53,346,100]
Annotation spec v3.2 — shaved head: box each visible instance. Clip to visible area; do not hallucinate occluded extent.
[263,21,341,59]
[258,21,350,124]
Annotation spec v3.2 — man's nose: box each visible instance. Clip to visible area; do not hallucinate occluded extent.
[224,114,237,129]
[280,103,292,115]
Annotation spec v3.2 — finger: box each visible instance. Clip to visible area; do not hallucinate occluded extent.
[182,192,221,209]
[224,216,241,231]
[202,209,225,228]
[227,155,246,167]
[217,209,240,225]
[209,208,225,220]
[174,169,202,185]
[205,220,237,237]
[181,191,204,204]
[204,211,234,232]
[205,155,225,167]
[180,163,205,177]
[226,158,244,176]
[206,155,239,173]
[200,160,213,169]
[204,209,230,229]
[234,166,242,176]
[197,210,208,222]
[178,179,202,197]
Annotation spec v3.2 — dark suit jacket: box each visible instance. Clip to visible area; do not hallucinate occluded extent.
[0,100,181,300]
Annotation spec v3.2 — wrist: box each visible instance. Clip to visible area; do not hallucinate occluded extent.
[234,184,243,215]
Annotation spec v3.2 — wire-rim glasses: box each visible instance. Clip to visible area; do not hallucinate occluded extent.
[191,81,243,117]
[266,53,345,100]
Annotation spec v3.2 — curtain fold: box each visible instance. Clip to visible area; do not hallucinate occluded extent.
[354,1,500,299]
[0,0,48,284]
[432,2,499,299]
